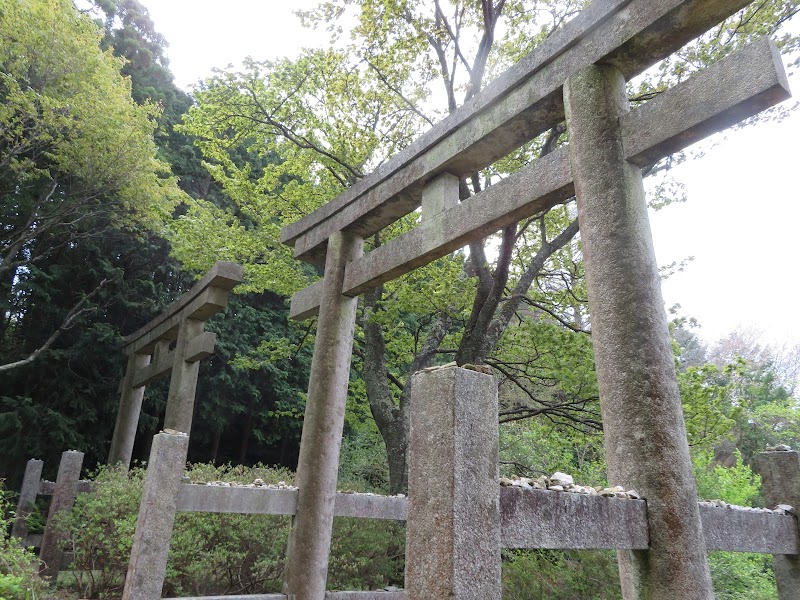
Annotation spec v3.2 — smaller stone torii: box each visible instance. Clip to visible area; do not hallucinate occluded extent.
[107,261,244,468]
[277,0,793,598]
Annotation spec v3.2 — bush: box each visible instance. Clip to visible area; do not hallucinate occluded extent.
[502,549,621,600]
[0,483,47,599]
[328,518,404,591]
[59,461,404,597]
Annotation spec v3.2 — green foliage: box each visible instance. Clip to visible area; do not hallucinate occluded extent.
[502,549,621,600]
[693,450,762,507]
[708,552,777,600]
[0,0,183,269]
[58,462,406,597]
[338,427,390,493]
[679,360,744,451]
[328,518,404,591]
[0,484,46,599]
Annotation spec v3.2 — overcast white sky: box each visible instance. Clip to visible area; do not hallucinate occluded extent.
[139,0,800,350]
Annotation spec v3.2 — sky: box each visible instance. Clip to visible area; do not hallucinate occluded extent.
[139,0,800,350]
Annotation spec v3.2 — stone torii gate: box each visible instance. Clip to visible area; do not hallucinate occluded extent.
[279,1,792,599]
[107,261,243,468]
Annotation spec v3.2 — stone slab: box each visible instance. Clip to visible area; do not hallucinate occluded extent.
[175,484,407,521]
[623,37,790,167]
[164,593,405,600]
[500,487,649,550]
[283,0,752,263]
[176,485,298,515]
[700,506,800,553]
[290,38,789,319]
[38,479,93,495]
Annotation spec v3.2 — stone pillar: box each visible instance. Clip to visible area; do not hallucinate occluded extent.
[755,450,800,600]
[122,432,189,600]
[108,352,151,467]
[563,64,714,599]
[163,318,205,436]
[283,231,364,600]
[39,450,84,580]
[405,366,501,600]
[11,458,43,540]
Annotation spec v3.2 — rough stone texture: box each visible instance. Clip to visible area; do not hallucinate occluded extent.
[283,0,752,263]
[176,484,408,521]
[124,262,242,355]
[700,505,799,554]
[623,38,790,167]
[500,487,649,550]
[755,451,800,600]
[38,479,93,495]
[564,64,714,599]
[283,232,364,600]
[122,432,189,600]
[406,367,500,600]
[333,493,408,521]
[420,173,459,221]
[163,318,205,437]
[177,485,298,515]
[11,459,43,540]
[289,38,789,319]
[290,279,324,321]
[165,593,405,600]
[108,352,151,467]
[39,451,83,580]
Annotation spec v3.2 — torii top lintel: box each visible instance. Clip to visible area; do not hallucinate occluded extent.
[280,0,791,320]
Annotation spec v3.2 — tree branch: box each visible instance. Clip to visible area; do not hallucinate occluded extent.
[0,279,108,372]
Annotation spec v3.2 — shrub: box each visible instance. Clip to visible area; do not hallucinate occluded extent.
[502,549,621,600]
[0,483,47,599]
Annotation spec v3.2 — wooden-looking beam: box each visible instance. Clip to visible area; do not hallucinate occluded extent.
[281,0,754,263]
[289,39,790,320]
[123,261,242,355]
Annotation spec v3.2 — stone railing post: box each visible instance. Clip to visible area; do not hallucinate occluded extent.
[283,231,364,600]
[405,366,501,599]
[39,450,84,580]
[11,458,43,541]
[755,450,800,600]
[122,431,189,600]
[564,64,714,599]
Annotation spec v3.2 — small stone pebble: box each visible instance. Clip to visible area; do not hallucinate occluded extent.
[501,473,642,499]
[698,499,793,515]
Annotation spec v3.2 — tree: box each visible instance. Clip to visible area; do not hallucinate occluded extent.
[0,0,184,371]
[174,0,799,493]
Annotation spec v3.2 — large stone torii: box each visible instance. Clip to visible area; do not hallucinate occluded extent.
[279,0,792,598]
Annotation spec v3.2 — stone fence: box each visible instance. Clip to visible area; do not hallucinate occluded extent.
[12,451,91,579]
[13,366,800,598]
[107,367,800,599]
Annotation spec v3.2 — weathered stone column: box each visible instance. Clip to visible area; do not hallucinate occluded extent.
[11,458,43,540]
[163,318,205,436]
[39,450,84,580]
[108,352,151,467]
[405,366,501,599]
[283,231,364,600]
[122,431,189,600]
[755,450,800,599]
[564,64,714,599]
